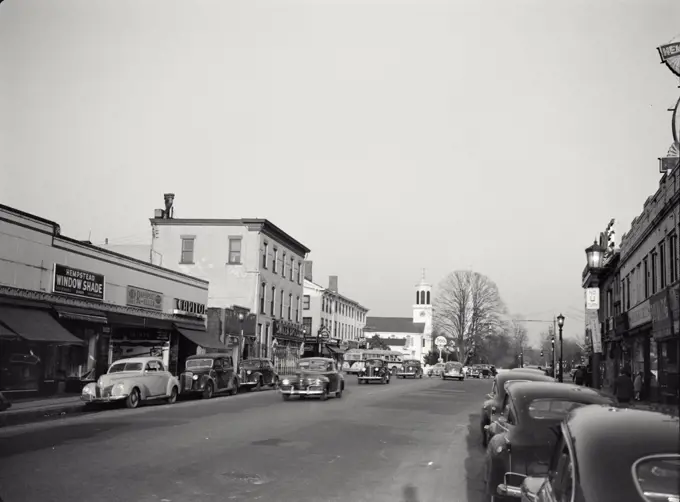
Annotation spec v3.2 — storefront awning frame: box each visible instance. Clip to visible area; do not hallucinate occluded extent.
[0,305,84,345]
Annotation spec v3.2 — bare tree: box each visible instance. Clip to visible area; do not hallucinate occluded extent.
[433,270,508,361]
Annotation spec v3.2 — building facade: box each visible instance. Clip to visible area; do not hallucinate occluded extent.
[0,204,212,398]
[148,194,310,366]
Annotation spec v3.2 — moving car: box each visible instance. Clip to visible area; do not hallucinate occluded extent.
[484,382,616,501]
[358,358,391,384]
[515,406,680,502]
[428,362,446,377]
[239,358,279,391]
[179,353,239,399]
[397,360,423,379]
[468,366,481,378]
[81,357,179,409]
[442,361,465,381]
[279,357,345,401]
[480,369,555,447]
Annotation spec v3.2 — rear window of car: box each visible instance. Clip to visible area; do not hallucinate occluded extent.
[634,455,680,502]
[527,399,586,420]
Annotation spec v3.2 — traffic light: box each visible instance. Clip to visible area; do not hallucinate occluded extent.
[551,336,555,346]
[540,350,544,357]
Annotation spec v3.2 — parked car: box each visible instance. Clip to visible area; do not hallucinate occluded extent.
[239,358,279,391]
[81,357,179,409]
[480,369,555,447]
[397,359,423,379]
[180,353,239,399]
[514,405,680,502]
[442,361,465,381]
[479,365,497,378]
[484,381,617,501]
[428,362,446,377]
[279,357,345,401]
[358,358,391,384]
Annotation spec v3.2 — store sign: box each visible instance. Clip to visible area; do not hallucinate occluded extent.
[628,299,651,329]
[126,286,163,311]
[173,298,206,318]
[53,263,105,301]
[585,288,600,310]
[658,40,680,77]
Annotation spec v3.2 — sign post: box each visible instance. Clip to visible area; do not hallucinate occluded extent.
[435,336,447,363]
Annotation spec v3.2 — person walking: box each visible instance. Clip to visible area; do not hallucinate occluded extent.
[634,371,643,401]
[614,367,635,405]
[573,365,586,386]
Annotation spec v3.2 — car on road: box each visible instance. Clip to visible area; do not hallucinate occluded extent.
[179,353,239,399]
[484,381,617,501]
[358,358,391,384]
[279,357,345,401]
[239,358,279,391]
[480,369,555,447]
[514,406,680,502]
[442,361,465,381]
[397,359,423,379]
[428,362,446,377]
[479,365,497,378]
[81,357,179,409]
[468,366,482,378]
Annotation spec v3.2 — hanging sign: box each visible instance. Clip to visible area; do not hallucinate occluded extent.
[585,288,600,310]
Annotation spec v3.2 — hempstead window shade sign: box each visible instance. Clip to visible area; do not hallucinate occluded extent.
[53,264,105,301]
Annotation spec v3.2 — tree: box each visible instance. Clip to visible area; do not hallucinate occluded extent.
[475,330,514,368]
[509,316,529,366]
[368,334,390,350]
[433,270,508,363]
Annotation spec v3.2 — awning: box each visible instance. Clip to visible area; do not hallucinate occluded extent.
[53,306,108,324]
[174,324,225,350]
[0,305,84,345]
[326,345,345,354]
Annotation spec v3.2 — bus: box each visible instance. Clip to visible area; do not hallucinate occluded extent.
[342,349,404,374]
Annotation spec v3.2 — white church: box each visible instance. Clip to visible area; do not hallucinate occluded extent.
[365,272,434,364]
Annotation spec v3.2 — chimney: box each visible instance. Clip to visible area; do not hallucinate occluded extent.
[304,260,313,282]
[329,275,338,293]
[163,193,175,219]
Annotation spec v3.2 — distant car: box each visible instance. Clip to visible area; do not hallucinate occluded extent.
[480,369,555,447]
[442,362,465,381]
[180,353,239,399]
[515,406,680,502]
[429,362,446,377]
[397,360,423,379]
[81,357,179,409]
[279,357,344,401]
[468,366,481,378]
[484,382,617,501]
[358,358,391,384]
[239,358,279,391]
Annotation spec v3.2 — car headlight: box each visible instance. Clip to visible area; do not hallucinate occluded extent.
[193,375,199,381]
[246,370,252,375]
[111,383,126,396]
[282,379,290,385]
[315,378,323,385]
[82,385,94,395]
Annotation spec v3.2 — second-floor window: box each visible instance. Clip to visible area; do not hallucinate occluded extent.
[282,252,287,277]
[652,252,658,294]
[273,248,279,273]
[643,257,649,298]
[626,275,631,310]
[660,242,667,289]
[289,257,294,280]
[303,295,310,310]
[180,237,195,264]
[288,293,293,320]
[262,243,268,269]
[280,289,285,318]
[270,286,275,315]
[670,234,678,283]
[296,296,300,322]
[297,262,302,283]
[228,237,242,264]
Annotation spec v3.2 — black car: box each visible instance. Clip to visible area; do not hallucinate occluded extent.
[484,382,616,501]
[481,370,554,447]
[358,359,391,384]
[396,359,423,379]
[516,405,680,502]
[180,353,239,399]
[279,357,345,401]
[239,358,279,391]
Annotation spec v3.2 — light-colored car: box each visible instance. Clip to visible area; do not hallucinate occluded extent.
[81,357,179,409]
[442,362,465,381]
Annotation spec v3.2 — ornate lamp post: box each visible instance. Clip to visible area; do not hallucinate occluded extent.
[584,240,607,389]
[557,314,565,382]
[238,313,245,369]
[551,335,555,376]
[585,241,607,270]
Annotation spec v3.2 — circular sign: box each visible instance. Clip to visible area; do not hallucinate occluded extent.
[659,34,680,78]
[435,336,447,348]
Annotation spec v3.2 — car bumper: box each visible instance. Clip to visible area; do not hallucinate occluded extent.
[280,386,325,396]
[497,472,527,499]
[359,376,385,380]
[397,372,417,376]
[81,394,127,403]
[444,373,463,378]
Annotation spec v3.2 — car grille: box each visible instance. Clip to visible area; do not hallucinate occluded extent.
[182,373,194,391]
[96,385,114,398]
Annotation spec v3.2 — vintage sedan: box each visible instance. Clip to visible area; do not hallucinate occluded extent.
[442,361,465,381]
[279,357,345,401]
[480,370,555,447]
[180,353,239,399]
[358,358,391,384]
[484,382,617,501]
[515,405,680,502]
[428,362,446,377]
[397,359,423,379]
[239,358,279,391]
[512,367,546,376]
[81,357,179,409]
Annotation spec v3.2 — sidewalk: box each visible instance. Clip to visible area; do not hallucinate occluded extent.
[0,395,85,428]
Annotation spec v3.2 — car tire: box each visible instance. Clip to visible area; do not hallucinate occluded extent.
[381,376,386,384]
[203,382,214,400]
[254,378,262,392]
[320,387,328,401]
[229,379,239,395]
[126,388,140,409]
[167,386,178,404]
[336,385,343,398]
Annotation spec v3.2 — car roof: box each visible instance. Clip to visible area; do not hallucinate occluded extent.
[507,382,615,412]
[186,353,230,360]
[112,357,161,364]
[494,370,554,399]
[565,405,680,501]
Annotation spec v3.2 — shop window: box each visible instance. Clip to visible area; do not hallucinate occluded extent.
[228,236,242,264]
[180,237,195,264]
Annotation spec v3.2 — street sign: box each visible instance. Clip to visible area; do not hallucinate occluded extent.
[585,288,600,310]
[435,336,447,348]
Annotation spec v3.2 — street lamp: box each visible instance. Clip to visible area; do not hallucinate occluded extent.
[584,240,607,390]
[238,313,245,368]
[585,241,607,270]
[557,313,565,382]
[551,335,555,377]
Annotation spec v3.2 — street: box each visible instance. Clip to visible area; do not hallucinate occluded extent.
[0,376,492,502]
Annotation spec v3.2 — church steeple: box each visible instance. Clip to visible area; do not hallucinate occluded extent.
[415,269,431,306]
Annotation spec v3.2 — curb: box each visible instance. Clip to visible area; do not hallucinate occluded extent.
[0,402,86,428]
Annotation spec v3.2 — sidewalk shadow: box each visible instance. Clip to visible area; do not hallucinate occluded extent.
[464,412,487,502]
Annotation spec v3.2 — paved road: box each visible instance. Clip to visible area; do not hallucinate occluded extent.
[0,375,492,502]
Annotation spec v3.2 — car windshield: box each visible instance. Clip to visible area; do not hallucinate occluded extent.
[108,362,143,373]
[298,360,329,371]
[241,360,261,369]
[445,363,462,370]
[527,399,587,420]
[186,358,213,370]
[634,455,680,502]
[366,360,383,366]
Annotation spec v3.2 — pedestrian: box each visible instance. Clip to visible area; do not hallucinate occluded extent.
[634,371,643,401]
[614,367,635,405]
[573,365,585,386]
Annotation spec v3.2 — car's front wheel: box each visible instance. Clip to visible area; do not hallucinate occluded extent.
[320,386,329,401]
[167,386,178,404]
[203,381,214,399]
[126,388,140,409]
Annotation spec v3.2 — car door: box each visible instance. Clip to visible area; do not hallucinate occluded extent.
[144,361,165,396]
[539,438,574,502]
[261,360,273,384]
[223,356,235,389]
[326,361,339,391]
[212,358,227,391]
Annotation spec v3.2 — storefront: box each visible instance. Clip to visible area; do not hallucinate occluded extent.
[623,300,652,394]
[650,284,680,405]
[272,320,304,375]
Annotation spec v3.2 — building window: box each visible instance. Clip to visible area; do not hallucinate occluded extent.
[303,295,310,310]
[652,252,658,294]
[643,257,649,299]
[228,237,242,264]
[280,289,285,318]
[660,242,667,289]
[288,293,293,320]
[270,286,276,315]
[260,282,266,313]
[180,237,195,264]
[296,296,300,322]
[303,317,312,336]
[263,242,269,269]
[273,248,278,273]
[426,291,430,304]
[670,234,678,283]
[297,262,302,284]
[416,291,419,305]
[290,257,294,280]
[282,252,287,277]
[626,275,631,310]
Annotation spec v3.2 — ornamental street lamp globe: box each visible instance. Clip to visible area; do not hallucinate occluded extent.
[585,241,607,270]
[238,313,244,322]
[557,314,565,329]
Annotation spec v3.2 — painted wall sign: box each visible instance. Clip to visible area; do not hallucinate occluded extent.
[628,299,652,329]
[173,298,206,318]
[53,263,105,301]
[126,286,163,311]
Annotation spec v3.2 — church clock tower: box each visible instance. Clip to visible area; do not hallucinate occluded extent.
[412,269,433,347]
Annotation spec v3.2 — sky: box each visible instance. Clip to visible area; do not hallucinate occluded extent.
[1,0,679,346]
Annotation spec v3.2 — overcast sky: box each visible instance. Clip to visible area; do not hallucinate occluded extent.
[2,0,679,345]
